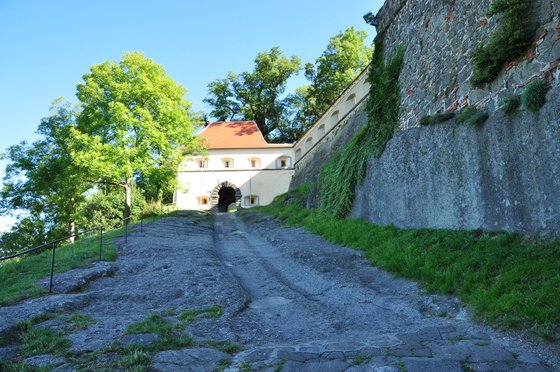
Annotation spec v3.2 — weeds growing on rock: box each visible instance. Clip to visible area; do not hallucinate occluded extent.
[18,321,71,357]
[455,107,489,126]
[66,313,95,330]
[500,94,521,116]
[119,349,151,371]
[199,339,241,354]
[126,314,173,336]
[179,304,224,322]
[471,0,534,86]
[521,79,548,112]
[419,112,456,126]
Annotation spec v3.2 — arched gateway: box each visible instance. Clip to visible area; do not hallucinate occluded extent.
[211,181,242,212]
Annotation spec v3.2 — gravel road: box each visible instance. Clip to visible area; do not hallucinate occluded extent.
[0,211,557,371]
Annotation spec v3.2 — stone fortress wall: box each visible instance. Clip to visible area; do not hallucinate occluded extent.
[378,0,560,130]
[291,0,560,236]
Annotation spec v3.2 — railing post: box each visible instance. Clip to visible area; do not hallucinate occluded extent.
[49,242,56,293]
[140,212,143,233]
[125,218,128,245]
[99,226,103,260]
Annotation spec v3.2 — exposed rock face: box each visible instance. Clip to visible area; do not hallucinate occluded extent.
[352,85,560,236]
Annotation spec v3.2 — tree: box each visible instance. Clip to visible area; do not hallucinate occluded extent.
[304,27,372,122]
[275,86,314,142]
[204,73,240,122]
[204,47,302,140]
[1,99,87,246]
[71,52,201,220]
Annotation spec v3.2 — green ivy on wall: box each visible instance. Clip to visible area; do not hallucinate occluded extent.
[471,0,534,87]
[317,38,405,218]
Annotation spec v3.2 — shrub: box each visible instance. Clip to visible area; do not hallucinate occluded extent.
[455,107,489,126]
[500,94,521,116]
[521,79,548,112]
[471,0,534,87]
[419,112,456,126]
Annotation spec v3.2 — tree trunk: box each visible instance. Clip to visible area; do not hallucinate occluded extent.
[69,221,75,243]
[124,181,132,222]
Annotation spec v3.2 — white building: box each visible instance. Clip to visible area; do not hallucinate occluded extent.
[175,121,294,211]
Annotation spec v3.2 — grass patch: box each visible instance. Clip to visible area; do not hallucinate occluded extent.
[118,349,151,371]
[353,354,372,365]
[253,197,560,340]
[455,107,489,126]
[500,94,521,116]
[471,0,534,86]
[218,358,233,371]
[123,314,193,352]
[17,321,71,357]
[198,339,241,354]
[65,313,95,330]
[0,227,122,306]
[125,314,173,336]
[179,304,224,322]
[318,38,405,218]
[0,361,51,372]
[274,360,285,372]
[521,79,548,112]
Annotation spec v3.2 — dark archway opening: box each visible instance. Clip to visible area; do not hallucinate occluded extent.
[218,187,236,212]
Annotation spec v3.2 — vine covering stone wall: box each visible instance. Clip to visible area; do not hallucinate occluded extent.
[377,0,560,129]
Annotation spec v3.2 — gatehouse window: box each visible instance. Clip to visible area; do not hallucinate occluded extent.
[197,196,209,205]
[248,157,260,168]
[305,137,313,151]
[277,156,291,169]
[221,157,234,169]
[196,158,208,169]
[346,93,357,108]
[295,148,302,160]
[245,195,259,206]
[330,110,340,125]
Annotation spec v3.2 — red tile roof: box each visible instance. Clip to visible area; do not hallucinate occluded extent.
[198,121,293,149]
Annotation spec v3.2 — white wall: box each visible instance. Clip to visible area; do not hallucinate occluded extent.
[294,67,370,163]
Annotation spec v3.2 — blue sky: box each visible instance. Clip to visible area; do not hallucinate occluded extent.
[0,0,384,231]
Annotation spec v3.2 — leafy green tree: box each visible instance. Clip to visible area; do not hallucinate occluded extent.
[77,185,146,231]
[204,47,302,140]
[1,99,87,248]
[304,27,372,122]
[0,216,49,256]
[275,86,314,142]
[71,52,201,219]
[204,73,240,122]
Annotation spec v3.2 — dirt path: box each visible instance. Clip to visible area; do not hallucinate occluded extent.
[0,212,557,371]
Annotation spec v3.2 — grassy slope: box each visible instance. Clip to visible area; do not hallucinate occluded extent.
[0,228,124,306]
[252,195,560,340]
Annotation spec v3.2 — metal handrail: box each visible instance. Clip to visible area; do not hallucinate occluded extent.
[0,203,177,293]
